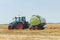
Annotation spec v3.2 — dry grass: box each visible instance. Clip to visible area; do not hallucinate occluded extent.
[44,24,60,29]
[0,24,60,40]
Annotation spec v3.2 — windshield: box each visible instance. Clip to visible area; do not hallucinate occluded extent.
[16,17,22,22]
[15,17,26,22]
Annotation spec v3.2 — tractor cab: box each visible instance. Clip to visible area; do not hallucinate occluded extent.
[15,17,26,22]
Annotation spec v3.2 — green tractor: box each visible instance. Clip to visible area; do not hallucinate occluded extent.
[8,16,29,30]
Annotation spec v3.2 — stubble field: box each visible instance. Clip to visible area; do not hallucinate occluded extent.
[0,24,60,40]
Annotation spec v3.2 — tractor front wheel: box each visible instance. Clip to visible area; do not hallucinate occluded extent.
[8,26,12,30]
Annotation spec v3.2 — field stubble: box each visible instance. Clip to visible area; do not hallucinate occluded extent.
[0,24,60,40]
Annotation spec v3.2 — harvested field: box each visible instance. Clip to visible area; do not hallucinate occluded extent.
[44,24,60,29]
[0,24,60,40]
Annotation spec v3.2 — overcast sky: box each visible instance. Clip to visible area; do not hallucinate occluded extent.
[0,0,60,24]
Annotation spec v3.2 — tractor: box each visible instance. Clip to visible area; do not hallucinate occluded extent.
[8,16,29,30]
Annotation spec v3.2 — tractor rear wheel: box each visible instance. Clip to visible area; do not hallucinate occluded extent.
[17,23,23,29]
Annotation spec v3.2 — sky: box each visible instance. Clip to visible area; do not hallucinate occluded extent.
[0,0,60,24]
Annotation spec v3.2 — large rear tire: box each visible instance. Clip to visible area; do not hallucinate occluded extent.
[17,23,23,29]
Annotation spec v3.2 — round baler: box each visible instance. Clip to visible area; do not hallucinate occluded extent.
[29,15,46,30]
